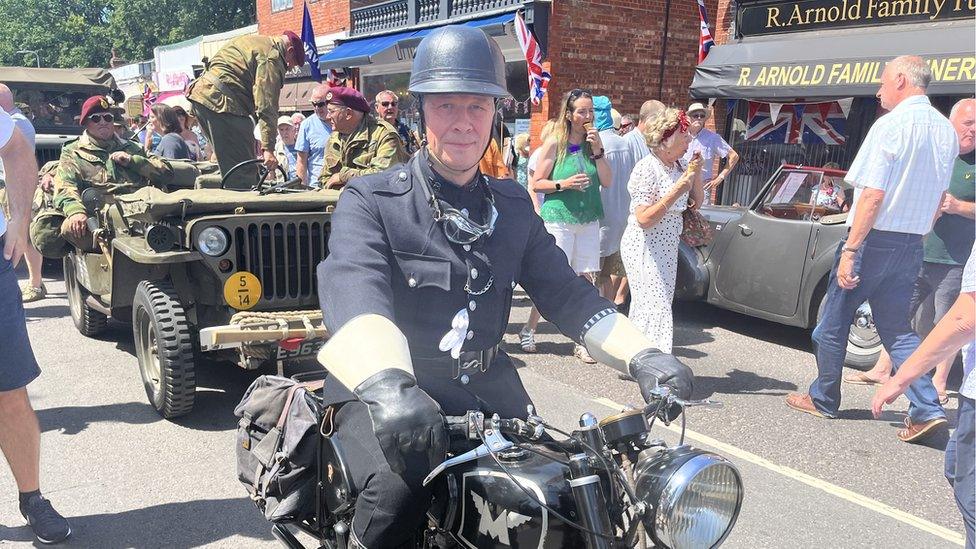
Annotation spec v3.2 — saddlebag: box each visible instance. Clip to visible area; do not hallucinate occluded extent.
[234,375,324,523]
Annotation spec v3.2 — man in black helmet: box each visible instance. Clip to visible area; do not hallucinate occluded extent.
[315,25,694,547]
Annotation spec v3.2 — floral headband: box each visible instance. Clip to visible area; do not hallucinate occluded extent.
[661,110,690,142]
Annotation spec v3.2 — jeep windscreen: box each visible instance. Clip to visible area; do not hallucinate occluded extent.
[14,89,90,135]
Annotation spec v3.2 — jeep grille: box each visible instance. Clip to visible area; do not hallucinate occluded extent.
[234,221,329,300]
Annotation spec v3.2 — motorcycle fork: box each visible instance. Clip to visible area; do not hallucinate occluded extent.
[568,454,614,549]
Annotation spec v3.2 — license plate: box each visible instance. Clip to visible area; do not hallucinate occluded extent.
[276,339,324,360]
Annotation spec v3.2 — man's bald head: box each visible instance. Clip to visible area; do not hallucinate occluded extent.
[950,98,976,155]
[638,100,666,129]
[0,84,13,112]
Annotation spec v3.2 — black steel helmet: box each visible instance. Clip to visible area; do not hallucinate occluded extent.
[408,25,509,98]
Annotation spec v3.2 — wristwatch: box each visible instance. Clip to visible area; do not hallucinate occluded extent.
[842,246,859,254]
[555,181,562,191]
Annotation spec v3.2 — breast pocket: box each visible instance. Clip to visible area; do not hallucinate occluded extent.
[393,250,452,291]
[392,250,452,329]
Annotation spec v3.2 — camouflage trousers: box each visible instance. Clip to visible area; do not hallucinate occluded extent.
[190,102,259,189]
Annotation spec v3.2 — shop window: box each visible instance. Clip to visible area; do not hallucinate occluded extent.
[360,60,531,139]
[272,0,294,12]
[719,97,874,207]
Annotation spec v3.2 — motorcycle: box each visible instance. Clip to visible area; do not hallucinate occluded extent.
[271,386,744,549]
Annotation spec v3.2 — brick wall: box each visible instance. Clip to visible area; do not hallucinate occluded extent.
[528,0,716,148]
[257,0,351,37]
[255,0,713,147]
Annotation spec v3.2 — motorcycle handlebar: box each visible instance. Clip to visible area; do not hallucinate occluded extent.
[443,413,542,441]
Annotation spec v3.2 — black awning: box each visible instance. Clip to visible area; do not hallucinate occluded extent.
[690,22,975,100]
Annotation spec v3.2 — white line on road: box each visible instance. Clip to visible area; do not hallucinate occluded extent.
[591,397,965,546]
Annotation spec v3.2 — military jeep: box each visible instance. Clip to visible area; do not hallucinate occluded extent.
[63,161,339,417]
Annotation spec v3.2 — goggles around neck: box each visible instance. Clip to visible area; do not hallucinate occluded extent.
[412,155,498,245]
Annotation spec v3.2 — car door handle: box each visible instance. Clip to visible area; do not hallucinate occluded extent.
[738,224,753,236]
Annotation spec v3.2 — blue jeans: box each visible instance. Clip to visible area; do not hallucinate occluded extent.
[946,396,975,549]
[810,230,945,422]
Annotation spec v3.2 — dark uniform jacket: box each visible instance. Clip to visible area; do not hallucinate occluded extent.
[320,115,408,187]
[318,154,613,358]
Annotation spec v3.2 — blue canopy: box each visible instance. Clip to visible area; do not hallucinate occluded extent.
[319,12,516,69]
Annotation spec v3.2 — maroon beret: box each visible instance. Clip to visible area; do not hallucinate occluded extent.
[325,86,370,114]
[282,31,305,65]
[79,96,112,126]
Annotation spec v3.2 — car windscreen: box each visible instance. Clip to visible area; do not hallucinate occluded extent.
[13,89,90,135]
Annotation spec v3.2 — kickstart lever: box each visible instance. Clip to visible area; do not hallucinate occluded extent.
[423,414,515,486]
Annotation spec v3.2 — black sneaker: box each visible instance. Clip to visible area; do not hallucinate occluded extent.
[20,494,71,544]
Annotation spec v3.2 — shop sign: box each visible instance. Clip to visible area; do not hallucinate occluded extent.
[739,0,974,36]
[734,54,975,89]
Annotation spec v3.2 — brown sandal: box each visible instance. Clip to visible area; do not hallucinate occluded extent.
[897,416,948,443]
[842,372,886,386]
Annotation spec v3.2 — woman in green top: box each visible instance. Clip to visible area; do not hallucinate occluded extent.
[529,88,613,363]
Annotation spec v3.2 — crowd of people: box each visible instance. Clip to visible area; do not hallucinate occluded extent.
[0,26,971,544]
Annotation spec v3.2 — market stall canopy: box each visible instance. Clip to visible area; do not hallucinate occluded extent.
[318,12,516,69]
[0,67,116,91]
[690,22,974,100]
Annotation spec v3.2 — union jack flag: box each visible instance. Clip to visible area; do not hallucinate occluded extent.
[514,11,550,105]
[142,83,157,116]
[326,68,344,87]
[697,0,715,64]
[745,101,847,145]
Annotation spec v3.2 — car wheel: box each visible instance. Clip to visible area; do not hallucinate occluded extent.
[817,293,882,371]
[132,280,196,418]
[63,253,108,337]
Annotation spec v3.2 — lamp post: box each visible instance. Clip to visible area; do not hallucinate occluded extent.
[16,50,40,68]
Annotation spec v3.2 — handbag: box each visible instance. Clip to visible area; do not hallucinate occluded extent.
[680,206,714,247]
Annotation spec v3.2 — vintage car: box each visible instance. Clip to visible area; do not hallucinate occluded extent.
[61,161,338,418]
[0,66,119,166]
[676,164,881,369]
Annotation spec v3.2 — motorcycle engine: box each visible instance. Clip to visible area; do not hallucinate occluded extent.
[633,445,743,549]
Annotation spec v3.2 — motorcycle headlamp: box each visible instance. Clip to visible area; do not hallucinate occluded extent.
[197,227,230,257]
[635,446,743,549]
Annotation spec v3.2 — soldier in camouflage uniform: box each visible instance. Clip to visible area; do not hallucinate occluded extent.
[320,87,408,189]
[54,96,175,251]
[187,32,305,187]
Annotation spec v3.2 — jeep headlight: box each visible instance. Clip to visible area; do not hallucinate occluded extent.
[197,227,230,257]
[635,446,743,548]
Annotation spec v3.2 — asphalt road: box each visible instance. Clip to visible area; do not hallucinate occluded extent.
[0,269,966,548]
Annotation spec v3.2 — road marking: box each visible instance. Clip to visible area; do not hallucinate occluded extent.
[591,397,965,546]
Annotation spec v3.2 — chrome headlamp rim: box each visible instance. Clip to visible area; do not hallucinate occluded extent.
[639,447,744,549]
[196,226,230,257]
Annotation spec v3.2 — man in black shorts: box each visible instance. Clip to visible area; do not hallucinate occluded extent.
[0,106,71,544]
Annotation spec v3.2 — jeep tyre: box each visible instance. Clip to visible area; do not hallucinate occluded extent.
[63,253,108,337]
[133,280,196,418]
[817,292,882,371]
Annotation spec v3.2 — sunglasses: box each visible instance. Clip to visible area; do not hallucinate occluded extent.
[568,88,592,99]
[88,113,115,124]
[311,101,327,108]
[378,101,397,107]
[689,113,707,119]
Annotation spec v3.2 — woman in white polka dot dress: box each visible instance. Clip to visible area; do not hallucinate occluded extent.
[620,108,703,352]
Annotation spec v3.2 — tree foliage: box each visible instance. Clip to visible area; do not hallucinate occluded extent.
[0,0,255,68]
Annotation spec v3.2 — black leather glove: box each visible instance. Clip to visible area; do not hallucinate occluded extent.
[354,368,448,475]
[628,348,694,422]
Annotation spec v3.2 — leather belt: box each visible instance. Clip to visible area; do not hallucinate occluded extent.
[451,346,498,380]
[414,345,499,380]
